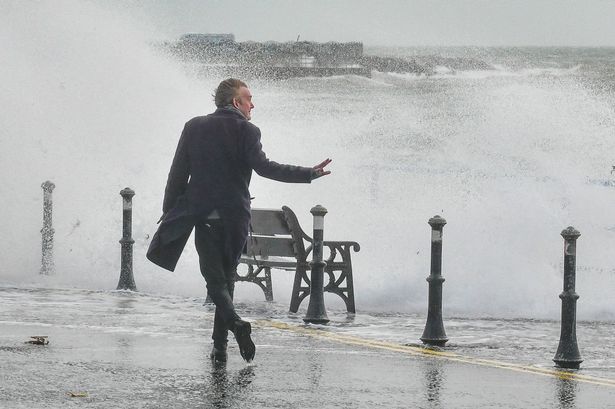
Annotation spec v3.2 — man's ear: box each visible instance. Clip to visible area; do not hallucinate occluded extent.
[232,98,239,108]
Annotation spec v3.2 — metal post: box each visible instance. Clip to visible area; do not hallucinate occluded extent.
[40,181,55,275]
[117,188,137,291]
[303,205,330,324]
[553,226,582,369]
[421,215,448,346]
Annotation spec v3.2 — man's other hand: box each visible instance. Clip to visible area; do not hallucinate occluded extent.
[312,158,332,179]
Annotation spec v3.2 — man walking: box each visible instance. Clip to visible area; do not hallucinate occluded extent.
[147,78,331,363]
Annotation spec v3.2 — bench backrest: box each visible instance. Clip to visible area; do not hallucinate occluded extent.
[246,207,308,260]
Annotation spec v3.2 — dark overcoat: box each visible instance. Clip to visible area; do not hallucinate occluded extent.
[146,108,313,272]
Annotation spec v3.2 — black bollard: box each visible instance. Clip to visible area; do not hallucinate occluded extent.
[303,205,330,324]
[420,215,448,346]
[553,226,582,369]
[40,181,56,275]
[117,188,137,291]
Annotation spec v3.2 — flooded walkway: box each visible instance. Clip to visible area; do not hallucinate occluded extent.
[1,286,615,408]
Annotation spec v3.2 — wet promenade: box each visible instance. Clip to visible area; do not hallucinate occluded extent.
[1,286,615,408]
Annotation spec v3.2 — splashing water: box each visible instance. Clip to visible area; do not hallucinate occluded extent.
[2,2,615,321]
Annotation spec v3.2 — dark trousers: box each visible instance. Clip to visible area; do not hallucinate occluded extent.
[194,219,240,348]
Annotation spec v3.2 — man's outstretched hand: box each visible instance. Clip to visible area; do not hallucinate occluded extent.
[312,158,332,179]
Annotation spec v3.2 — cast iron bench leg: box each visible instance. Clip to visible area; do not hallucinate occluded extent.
[289,265,310,313]
[263,267,273,302]
[235,264,274,302]
[323,267,356,314]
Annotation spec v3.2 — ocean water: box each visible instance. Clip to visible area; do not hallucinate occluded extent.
[1,1,615,327]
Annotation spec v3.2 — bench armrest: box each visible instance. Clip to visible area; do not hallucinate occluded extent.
[301,240,360,269]
[323,240,361,253]
[305,240,360,257]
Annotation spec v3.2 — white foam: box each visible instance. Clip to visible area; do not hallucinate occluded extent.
[2,2,615,320]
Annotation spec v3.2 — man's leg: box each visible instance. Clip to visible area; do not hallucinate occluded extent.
[211,279,234,353]
[195,220,239,322]
[195,220,254,362]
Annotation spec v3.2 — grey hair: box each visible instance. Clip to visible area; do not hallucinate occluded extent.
[214,78,248,108]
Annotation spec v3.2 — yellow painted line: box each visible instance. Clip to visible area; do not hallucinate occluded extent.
[255,319,615,388]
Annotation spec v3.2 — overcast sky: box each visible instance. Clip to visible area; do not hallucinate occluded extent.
[98,0,615,47]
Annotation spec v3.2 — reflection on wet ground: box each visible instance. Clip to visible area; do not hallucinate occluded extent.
[556,376,578,409]
[205,363,255,408]
[422,359,445,408]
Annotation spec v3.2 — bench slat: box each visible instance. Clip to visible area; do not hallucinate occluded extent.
[246,235,296,257]
[250,209,290,235]
[238,256,298,269]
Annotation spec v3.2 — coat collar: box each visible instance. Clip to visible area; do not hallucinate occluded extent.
[214,106,248,120]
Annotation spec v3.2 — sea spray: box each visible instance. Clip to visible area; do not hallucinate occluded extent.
[2,2,615,320]
[0,0,210,292]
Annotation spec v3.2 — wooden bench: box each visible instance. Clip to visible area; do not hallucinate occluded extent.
[236,206,359,313]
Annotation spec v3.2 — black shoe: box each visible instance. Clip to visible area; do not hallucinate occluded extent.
[210,346,228,362]
[232,320,255,362]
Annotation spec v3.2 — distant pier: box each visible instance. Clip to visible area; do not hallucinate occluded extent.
[159,33,494,79]
[162,33,371,78]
